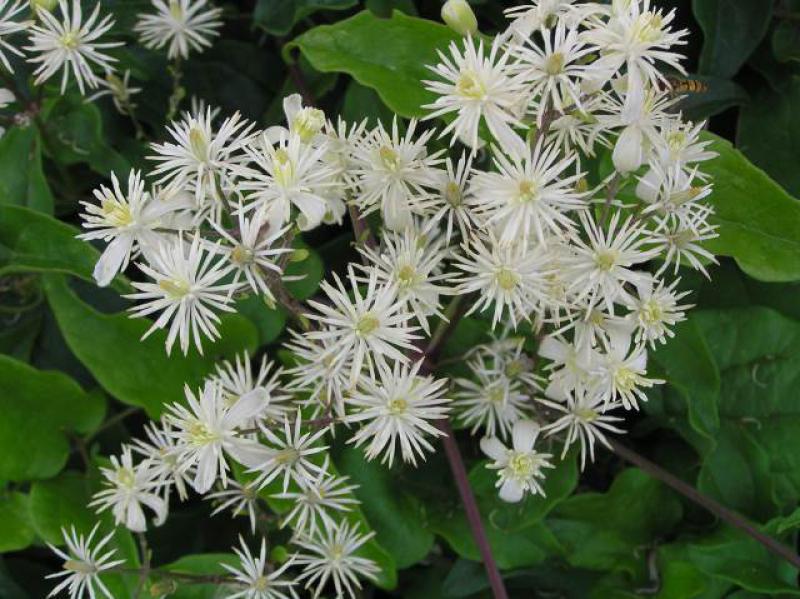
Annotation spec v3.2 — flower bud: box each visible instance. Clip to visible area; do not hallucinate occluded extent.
[30,0,57,12]
[441,0,478,36]
[612,125,644,174]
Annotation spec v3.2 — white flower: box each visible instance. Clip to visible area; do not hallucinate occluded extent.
[294,521,380,599]
[149,107,254,206]
[650,205,718,277]
[540,387,624,469]
[86,70,141,115]
[357,228,450,334]
[592,330,663,410]
[564,211,657,314]
[132,421,191,501]
[453,233,551,328]
[165,381,266,493]
[210,206,290,301]
[134,0,222,60]
[236,130,336,231]
[250,411,328,492]
[222,536,298,599]
[513,22,595,116]
[0,0,31,72]
[588,0,687,87]
[467,141,583,244]
[428,152,479,243]
[284,332,353,418]
[606,77,676,173]
[305,267,420,386]
[207,480,260,534]
[346,360,450,467]
[504,0,579,41]
[128,233,236,355]
[538,334,599,396]
[273,458,359,537]
[90,447,167,532]
[625,276,690,347]
[26,0,121,94]
[46,524,125,599]
[351,117,442,231]
[79,170,187,287]
[469,337,542,392]
[453,356,532,439]
[424,36,527,153]
[212,352,292,425]
[480,419,554,502]
[266,93,327,145]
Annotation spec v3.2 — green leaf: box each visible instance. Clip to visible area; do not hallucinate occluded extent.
[0,126,54,214]
[43,274,257,418]
[255,0,357,35]
[693,0,773,78]
[548,468,682,575]
[284,237,324,300]
[42,93,130,175]
[737,77,800,197]
[702,133,800,282]
[160,554,238,599]
[287,10,460,118]
[235,295,287,346]
[342,80,393,127]
[431,454,578,569]
[0,492,35,552]
[0,355,104,481]
[687,523,800,594]
[29,471,98,544]
[0,205,129,293]
[651,318,720,450]
[773,20,800,63]
[333,446,435,568]
[691,307,800,519]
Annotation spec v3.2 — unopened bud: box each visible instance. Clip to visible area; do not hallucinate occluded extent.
[289,248,309,263]
[271,545,290,563]
[441,0,478,36]
[149,579,178,597]
[30,0,57,12]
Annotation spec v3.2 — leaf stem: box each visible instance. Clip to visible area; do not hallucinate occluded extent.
[609,439,800,570]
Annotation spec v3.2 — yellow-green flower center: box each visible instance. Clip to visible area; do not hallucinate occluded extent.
[388,397,408,415]
[169,0,184,20]
[291,108,325,142]
[445,181,463,207]
[379,146,401,171]
[60,30,80,50]
[116,466,136,489]
[158,278,192,299]
[594,250,618,272]
[397,264,416,287]
[231,244,255,266]
[189,127,209,162]
[187,420,219,446]
[634,12,664,44]
[101,199,134,228]
[508,451,536,479]
[356,313,380,336]
[64,560,95,574]
[640,299,664,325]
[517,179,538,203]
[544,52,565,76]
[575,407,598,422]
[614,366,638,392]
[495,268,519,291]
[456,70,485,99]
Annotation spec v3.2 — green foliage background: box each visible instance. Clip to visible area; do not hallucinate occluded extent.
[2,0,800,597]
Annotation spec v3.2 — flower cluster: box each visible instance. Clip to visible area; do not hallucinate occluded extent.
[28,0,720,597]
